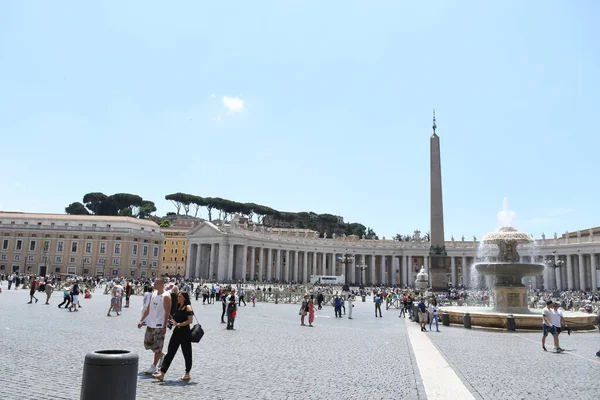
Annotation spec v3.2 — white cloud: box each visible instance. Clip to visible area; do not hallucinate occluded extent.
[222,96,244,113]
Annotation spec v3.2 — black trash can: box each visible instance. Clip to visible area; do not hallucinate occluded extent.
[442,311,450,326]
[81,350,138,400]
[463,313,472,329]
[506,314,516,331]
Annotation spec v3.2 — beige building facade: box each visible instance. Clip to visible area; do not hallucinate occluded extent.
[0,212,163,278]
[160,227,189,277]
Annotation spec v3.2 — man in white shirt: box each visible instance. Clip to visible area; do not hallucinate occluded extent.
[542,300,562,353]
[551,301,565,352]
[138,278,171,374]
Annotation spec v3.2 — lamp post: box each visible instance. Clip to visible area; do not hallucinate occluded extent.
[544,256,564,291]
[337,252,355,285]
[355,262,367,287]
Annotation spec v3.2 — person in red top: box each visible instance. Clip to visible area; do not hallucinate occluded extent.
[27,275,39,304]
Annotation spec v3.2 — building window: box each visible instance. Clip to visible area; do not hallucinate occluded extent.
[85,243,92,253]
[98,258,106,264]
[43,240,50,252]
[67,267,76,275]
[142,260,147,267]
[114,243,121,255]
[83,257,91,264]
[152,261,157,267]
[70,257,76,263]
[131,259,137,266]
[112,269,118,276]
[16,240,22,251]
[100,243,106,254]
[56,256,63,263]
[29,241,36,251]
[0,255,6,260]
[162,257,165,261]
[71,242,78,253]
[153,247,159,257]
[113,258,120,265]
[132,244,138,256]
[2,240,7,250]
[28,255,34,262]
[143,246,148,257]
[57,241,64,252]
[130,270,135,277]
[14,254,20,261]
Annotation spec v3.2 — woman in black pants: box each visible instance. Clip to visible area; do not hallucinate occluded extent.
[152,291,194,381]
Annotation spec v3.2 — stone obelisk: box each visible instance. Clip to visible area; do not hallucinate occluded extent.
[429,110,449,290]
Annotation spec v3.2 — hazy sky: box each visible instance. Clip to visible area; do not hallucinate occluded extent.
[1,0,598,240]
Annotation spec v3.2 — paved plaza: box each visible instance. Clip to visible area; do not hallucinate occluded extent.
[0,285,598,400]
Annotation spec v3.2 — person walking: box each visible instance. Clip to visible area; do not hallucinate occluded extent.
[68,281,81,312]
[27,275,39,304]
[58,287,71,309]
[220,291,227,324]
[542,300,562,353]
[428,299,440,332]
[107,285,121,316]
[125,282,133,308]
[152,291,194,382]
[239,288,246,306]
[418,299,427,331]
[348,294,354,319]
[334,294,342,318]
[251,289,257,307]
[138,277,171,375]
[44,280,54,305]
[551,301,565,352]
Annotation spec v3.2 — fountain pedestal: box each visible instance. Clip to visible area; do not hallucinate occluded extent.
[493,286,528,314]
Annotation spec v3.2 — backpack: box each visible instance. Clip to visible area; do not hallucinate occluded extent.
[334,297,341,307]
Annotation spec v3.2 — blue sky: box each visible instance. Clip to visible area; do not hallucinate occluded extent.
[1,0,598,240]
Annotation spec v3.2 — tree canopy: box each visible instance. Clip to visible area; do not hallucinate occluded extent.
[66,192,157,219]
[164,192,378,238]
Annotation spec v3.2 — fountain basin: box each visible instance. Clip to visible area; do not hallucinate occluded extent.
[475,262,545,285]
[439,306,597,331]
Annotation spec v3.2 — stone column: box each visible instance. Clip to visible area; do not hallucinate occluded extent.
[217,243,227,281]
[424,255,429,276]
[401,255,408,287]
[555,256,562,291]
[227,244,235,281]
[185,243,194,278]
[591,253,597,291]
[275,249,281,281]
[369,255,376,284]
[266,248,273,282]
[195,244,202,278]
[312,252,318,277]
[303,251,308,283]
[450,256,456,287]
[380,255,386,284]
[461,255,467,287]
[209,244,217,281]
[241,245,248,281]
[578,253,585,290]
[566,254,573,290]
[258,247,264,282]
[250,247,256,281]
[321,252,326,275]
[283,249,289,282]
[293,250,299,282]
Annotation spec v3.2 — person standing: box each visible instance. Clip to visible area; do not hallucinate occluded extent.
[542,300,562,353]
[68,281,81,312]
[7,274,13,290]
[138,278,171,375]
[251,289,257,307]
[374,293,383,318]
[27,275,39,304]
[125,282,133,308]
[239,288,246,306]
[220,291,227,324]
[300,294,309,326]
[226,290,237,330]
[551,301,565,352]
[307,294,316,327]
[428,299,440,332]
[107,285,120,316]
[152,291,194,382]
[334,294,342,318]
[317,292,324,310]
[348,294,354,320]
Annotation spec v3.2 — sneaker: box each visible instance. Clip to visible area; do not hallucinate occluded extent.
[542,346,547,351]
[144,365,158,375]
[596,351,600,358]
[555,348,563,353]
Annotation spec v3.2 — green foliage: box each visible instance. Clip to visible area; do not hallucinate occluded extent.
[159,219,172,228]
[65,202,90,215]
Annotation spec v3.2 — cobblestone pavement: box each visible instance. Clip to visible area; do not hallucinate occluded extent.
[0,286,423,400]
[426,323,600,400]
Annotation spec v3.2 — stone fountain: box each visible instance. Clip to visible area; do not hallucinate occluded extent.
[474,226,544,313]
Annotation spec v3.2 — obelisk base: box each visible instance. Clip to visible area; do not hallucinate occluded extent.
[429,256,449,292]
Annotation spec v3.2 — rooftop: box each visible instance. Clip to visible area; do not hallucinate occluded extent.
[0,211,160,228]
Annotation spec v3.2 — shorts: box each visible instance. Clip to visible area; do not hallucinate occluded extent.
[144,327,165,353]
[555,327,562,334]
[418,311,426,322]
[111,298,118,304]
[72,295,80,304]
[543,324,557,336]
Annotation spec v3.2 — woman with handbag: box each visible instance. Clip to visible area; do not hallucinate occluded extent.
[152,291,194,382]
